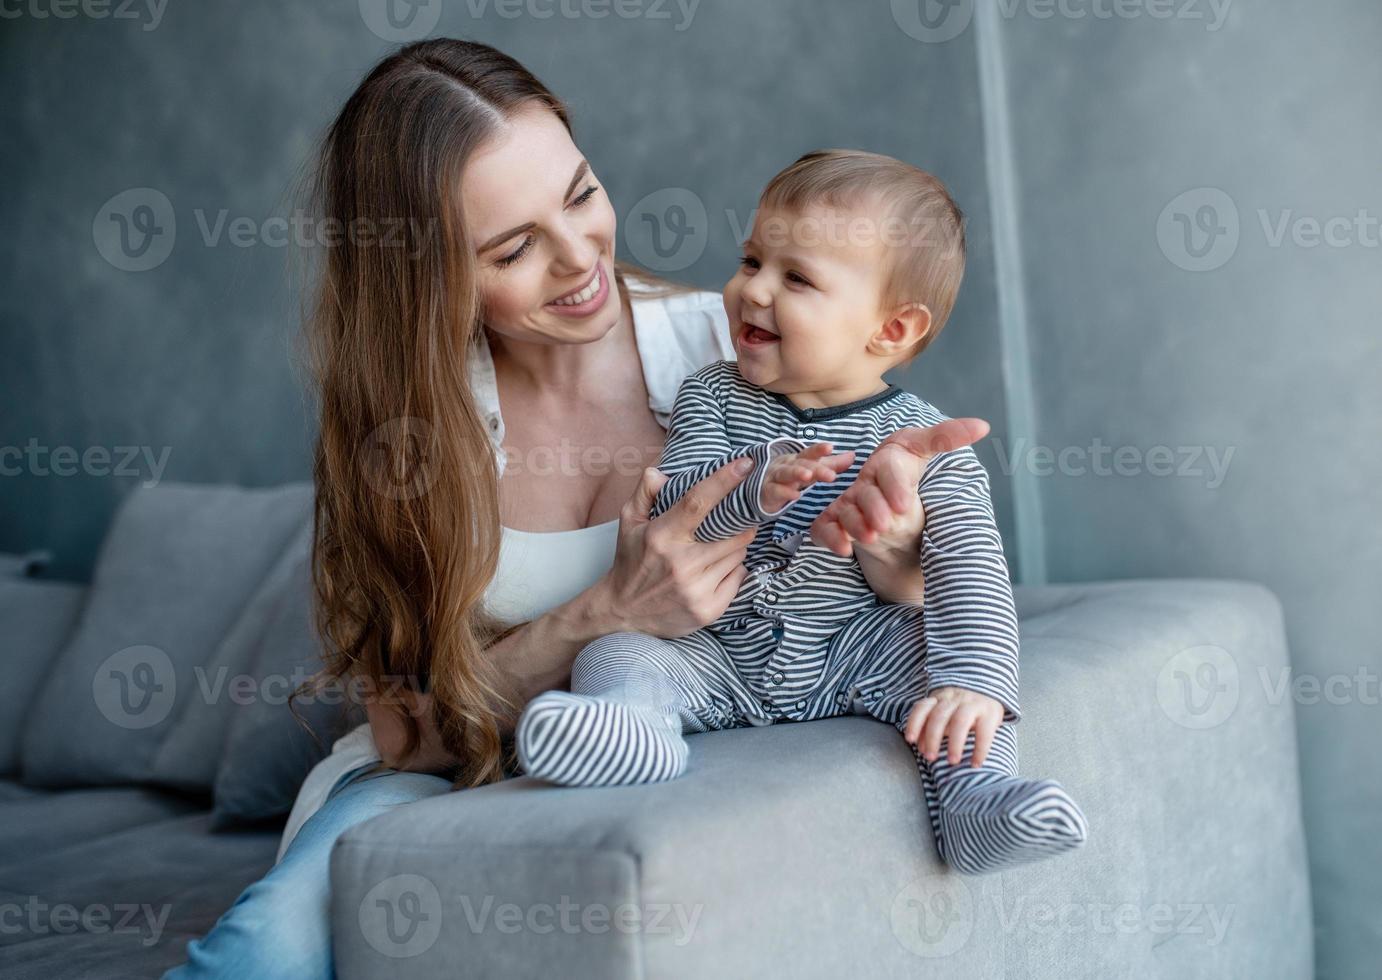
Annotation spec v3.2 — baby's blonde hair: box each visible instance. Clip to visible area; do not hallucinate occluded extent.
[759,149,966,358]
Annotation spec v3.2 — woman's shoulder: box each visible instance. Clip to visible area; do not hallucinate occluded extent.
[626,274,733,359]
[625,271,736,417]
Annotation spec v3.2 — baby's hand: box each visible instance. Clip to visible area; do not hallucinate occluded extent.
[903,687,1003,768]
[813,440,928,558]
[810,419,990,558]
[760,442,855,514]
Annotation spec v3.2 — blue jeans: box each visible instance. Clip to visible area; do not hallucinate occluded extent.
[164,765,453,980]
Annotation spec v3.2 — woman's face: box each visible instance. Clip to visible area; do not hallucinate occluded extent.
[462,104,620,347]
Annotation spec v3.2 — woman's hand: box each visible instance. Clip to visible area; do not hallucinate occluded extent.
[591,458,758,638]
[365,691,456,774]
[809,418,991,558]
[459,458,758,729]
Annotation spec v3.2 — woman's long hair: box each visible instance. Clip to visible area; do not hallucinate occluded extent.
[297,38,684,787]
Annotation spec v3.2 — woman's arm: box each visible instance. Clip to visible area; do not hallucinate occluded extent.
[486,457,756,725]
[373,457,756,769]
[364,595,613,772]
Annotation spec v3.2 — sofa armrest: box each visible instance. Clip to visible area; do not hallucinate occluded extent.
[0,576,88,775]
[329,579,1312,979]
[1002,579,1312,978]
[332,715,963,978]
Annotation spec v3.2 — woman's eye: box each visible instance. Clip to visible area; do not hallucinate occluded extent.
[493,188,598,269]
[495,234,535,268]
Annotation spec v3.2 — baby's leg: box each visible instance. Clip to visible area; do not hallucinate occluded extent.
[516,631,729,787]
[897,719,1087,875]
[828,604,1088,874]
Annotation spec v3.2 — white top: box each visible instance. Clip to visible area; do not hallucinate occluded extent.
[485,520,621,624]
[276,277,732,861]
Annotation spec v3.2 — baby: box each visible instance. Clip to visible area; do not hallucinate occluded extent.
[515,150,1087,875]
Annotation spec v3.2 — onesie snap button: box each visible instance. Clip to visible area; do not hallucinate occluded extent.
[764,591,778,604]
[771,671,785,685]
[795,700,806,710]
[803,426,817,438]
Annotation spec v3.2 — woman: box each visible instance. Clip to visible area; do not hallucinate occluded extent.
[167,38,970,979]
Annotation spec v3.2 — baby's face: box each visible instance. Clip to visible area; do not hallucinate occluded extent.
[724,201,893,408]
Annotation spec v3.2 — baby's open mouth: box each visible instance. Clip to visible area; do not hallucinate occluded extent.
[740,322,779,346]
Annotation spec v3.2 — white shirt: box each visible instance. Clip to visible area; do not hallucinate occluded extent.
[277,276,732,860]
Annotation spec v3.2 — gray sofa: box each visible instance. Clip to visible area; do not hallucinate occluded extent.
[1,481,1314,978]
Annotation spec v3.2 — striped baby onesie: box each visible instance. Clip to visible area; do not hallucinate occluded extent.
[516,360,1087,875]
[648,359,1022,725]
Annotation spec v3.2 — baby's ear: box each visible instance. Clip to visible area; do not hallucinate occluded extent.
[868,302,932,358]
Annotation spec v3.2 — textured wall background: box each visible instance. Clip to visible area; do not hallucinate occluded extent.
[988,4,1381,976]
[0,0,1013,581]
[2,1,1377,976]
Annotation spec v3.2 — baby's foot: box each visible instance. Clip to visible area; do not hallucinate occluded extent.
[515,691,689,787]
[936,774,1088,875]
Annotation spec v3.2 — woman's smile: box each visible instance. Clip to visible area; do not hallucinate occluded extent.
[544,261,610,318]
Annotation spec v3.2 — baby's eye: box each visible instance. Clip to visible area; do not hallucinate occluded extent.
[786,271,812,286]
[738,255,760,270]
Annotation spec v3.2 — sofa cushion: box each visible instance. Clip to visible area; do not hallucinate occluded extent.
[211,529,365,828]
[0,930,202,980]
[0,780,43,803]
[0,578,87,775]
[19,481,313,790]
[0,808,279,977]
[152,520,316,791]
[0,780,203,869]
[0,550,52,579]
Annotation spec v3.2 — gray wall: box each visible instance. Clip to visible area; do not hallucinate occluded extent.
[2,1,1377,976]
[0,0,1015,581]
[987,3,1381,978]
